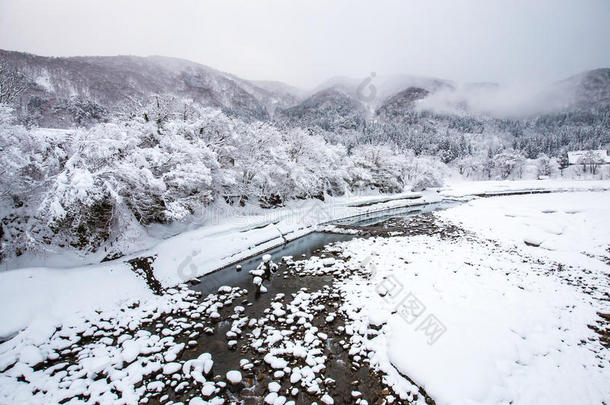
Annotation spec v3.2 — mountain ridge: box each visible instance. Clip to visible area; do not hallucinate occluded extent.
[1,49,609,130]
[0,49,302,127]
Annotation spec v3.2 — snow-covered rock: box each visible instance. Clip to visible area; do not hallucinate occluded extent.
[226,370,242,384]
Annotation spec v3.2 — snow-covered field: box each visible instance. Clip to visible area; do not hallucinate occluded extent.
[334,190,609,404]
[0,182,608,404]
[440,191,610,275]
[439,178,610,198]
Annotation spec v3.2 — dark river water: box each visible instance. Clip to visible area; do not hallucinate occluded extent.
[190,199,459,296]
[171,200,457,404]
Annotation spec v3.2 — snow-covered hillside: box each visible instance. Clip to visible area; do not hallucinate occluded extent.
[0,50,303,127]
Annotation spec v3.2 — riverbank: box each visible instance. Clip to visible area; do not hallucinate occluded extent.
[334,191,609,404]
[0,180,608,348]
[1,189,607,404]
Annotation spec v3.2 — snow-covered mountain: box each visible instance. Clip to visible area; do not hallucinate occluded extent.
[3,49,609,129]
[0,50,304,127]
[555,68,610,110]
[275,87,367,132]
[376,87,432,118]
[312,74,453,107]
[374,68,610,118]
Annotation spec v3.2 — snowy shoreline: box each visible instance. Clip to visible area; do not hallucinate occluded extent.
[1,180,608,339]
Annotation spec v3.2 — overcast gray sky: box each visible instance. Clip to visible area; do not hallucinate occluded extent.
[1,0,609,89]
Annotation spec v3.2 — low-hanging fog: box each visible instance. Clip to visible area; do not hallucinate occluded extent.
[1,0,609,93]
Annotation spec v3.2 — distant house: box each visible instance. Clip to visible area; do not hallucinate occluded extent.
[567,150,610,165]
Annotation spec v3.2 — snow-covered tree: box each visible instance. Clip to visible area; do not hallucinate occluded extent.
[0,62,26,105]
[493,149,526,180]
[535,154,558,178]
[558,152,570,175]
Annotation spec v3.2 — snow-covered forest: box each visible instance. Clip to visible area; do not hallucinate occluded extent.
[1,51,608,264]
[0,97,453,263]
[2,89,608,264]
